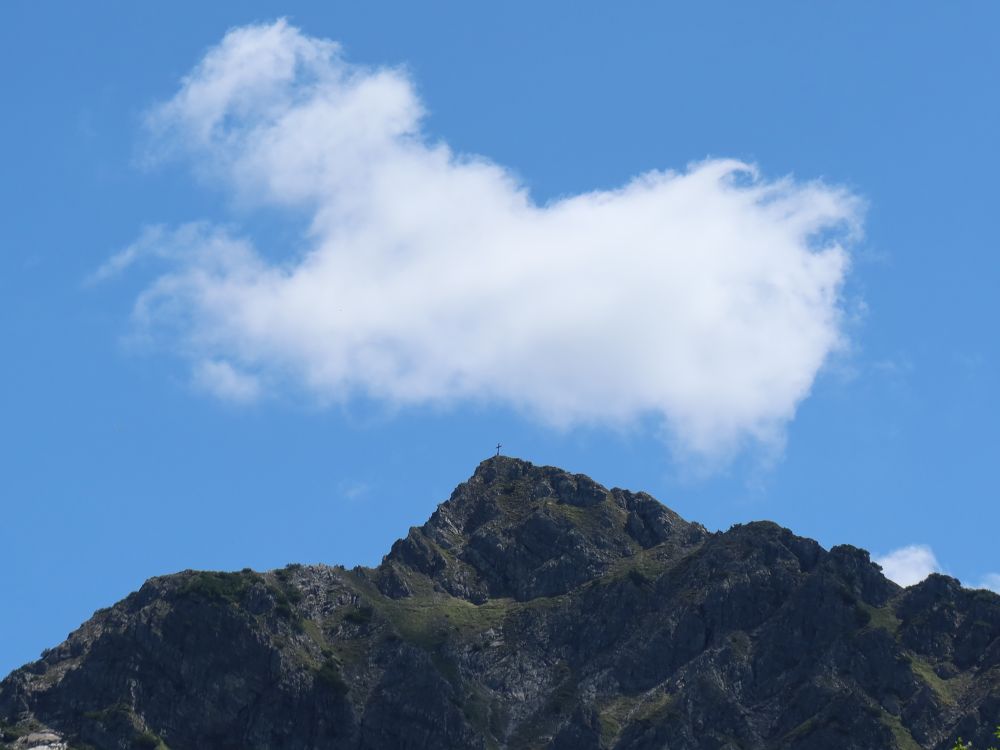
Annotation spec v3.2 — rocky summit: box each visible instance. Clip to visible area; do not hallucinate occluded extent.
[2,457,999,750]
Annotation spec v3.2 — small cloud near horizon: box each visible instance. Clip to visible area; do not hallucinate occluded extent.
[874,544,940,587]
[875,544,1000,594]
[973,573,1000,593]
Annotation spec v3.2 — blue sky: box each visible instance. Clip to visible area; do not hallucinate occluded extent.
[2,2,998,676]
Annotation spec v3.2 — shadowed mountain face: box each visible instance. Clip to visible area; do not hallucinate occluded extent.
[2,458,998,750]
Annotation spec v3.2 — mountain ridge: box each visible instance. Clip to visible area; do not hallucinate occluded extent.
[2,457,998,749]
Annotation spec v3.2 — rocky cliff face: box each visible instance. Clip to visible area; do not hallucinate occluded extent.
[2,457,998,749]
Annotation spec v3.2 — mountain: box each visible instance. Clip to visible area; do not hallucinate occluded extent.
[2,457,999,750]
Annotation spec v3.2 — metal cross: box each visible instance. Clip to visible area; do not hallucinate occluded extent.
[495,443,502,457]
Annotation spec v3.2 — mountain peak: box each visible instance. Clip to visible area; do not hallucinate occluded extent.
[378,457,706,602]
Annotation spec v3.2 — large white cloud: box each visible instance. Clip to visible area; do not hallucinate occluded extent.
[104,19,863,458]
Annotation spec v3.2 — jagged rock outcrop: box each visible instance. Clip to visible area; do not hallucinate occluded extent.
[2,457,998,749]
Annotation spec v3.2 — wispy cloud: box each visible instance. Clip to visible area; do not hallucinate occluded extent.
[193,359,261,403]
[972,573,1000,593]
[875,545,940,587]
[337,480,370,502]
[104,19,864,460]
